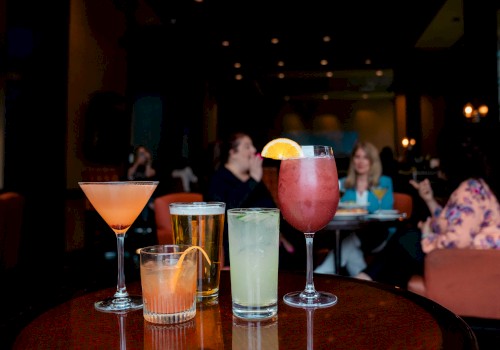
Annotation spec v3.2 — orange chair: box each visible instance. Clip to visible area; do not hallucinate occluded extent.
[262,166,279,207]
[0,192,25,270]
[408,249,500,319]
[154,192,204,244]
[393,192,413,218]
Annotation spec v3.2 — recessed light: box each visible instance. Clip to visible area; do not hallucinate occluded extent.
[222,40,230,47]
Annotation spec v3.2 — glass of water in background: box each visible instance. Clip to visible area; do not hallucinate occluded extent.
[227,208,280,320]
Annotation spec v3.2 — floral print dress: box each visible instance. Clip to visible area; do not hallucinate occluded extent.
[422,178,500,253]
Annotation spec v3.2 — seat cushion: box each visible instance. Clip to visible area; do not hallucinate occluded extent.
[421,249,500,319]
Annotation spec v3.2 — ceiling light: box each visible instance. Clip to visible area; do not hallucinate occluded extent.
[326,71,333,78]
[278,73,285,79]
[323,36,331,42]
[222,40,230,47]
[320,59,328,66]
[271,38,279,44]
[277,61,284,67]
[235,74,243,80]
[375,70,383,76]
[234,62,241,68]
[365,59,372,65]
[322,95,329,100]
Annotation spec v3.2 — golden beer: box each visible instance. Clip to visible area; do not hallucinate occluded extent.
[169,202,225,301]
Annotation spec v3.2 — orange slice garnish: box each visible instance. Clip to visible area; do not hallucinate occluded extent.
[261,138,303,160]
[176,245,211,268]
[172,246,211,288]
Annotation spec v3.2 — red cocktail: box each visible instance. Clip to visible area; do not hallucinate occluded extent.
[278,145,339,307]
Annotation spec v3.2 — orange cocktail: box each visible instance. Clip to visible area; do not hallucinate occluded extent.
[80,181,158,234]
[79,181,158,313]
[140,245,198,324]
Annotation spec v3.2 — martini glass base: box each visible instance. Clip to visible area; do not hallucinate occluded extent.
[94,295,143,313]
[283,291,338,308]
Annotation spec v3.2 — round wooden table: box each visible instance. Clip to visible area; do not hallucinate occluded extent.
[13,271,477,349]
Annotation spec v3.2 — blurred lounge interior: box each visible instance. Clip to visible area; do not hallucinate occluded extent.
[1,0,500,347]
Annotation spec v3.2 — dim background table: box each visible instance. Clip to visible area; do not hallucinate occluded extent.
[319,215,407,274]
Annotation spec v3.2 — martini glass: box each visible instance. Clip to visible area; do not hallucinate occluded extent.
[371,186,387,212]
[79,181,158,313]
[278,145,340,308]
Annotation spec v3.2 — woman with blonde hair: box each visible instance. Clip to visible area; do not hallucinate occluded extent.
[341,141,392,213]
[315,141,394,276]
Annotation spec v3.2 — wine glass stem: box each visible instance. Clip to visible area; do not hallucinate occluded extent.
[302,234,318,298]
[114,234,129,298]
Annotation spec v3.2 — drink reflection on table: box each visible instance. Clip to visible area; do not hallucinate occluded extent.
[196,301,224,349]
[143,319,196,349]
[232,317,278,350]
[305,308,315,350]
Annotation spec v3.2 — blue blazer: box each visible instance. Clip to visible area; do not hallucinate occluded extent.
[340,175,394,214]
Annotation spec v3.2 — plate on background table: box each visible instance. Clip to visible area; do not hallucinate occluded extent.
[333,208,368,220]
[338,201,369,210]
[367,211,405,221]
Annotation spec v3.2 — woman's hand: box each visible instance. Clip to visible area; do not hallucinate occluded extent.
[418,217,433,236]
[409,178,434,203]
[249,153,263,182]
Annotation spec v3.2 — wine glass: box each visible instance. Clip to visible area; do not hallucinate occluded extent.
[79,181,159,313]
[371,186,387,212]
[278,145,340,308]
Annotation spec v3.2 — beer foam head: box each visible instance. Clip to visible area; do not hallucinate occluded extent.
[169,202,225,215]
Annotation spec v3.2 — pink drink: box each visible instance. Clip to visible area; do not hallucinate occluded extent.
[278,157,339,233]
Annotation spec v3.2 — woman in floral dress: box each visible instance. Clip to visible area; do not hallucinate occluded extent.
[355,130,500,286]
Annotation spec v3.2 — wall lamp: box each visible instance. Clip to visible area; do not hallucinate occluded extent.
[463,102,488,123]
[401,137,416,148]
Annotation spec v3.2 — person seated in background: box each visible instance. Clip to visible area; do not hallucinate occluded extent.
[205,131,300,268]
[355,130,500,286]
[315,141,394,276]
[127,145,156,181]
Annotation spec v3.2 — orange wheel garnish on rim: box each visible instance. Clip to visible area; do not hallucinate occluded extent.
[261,138,304,160]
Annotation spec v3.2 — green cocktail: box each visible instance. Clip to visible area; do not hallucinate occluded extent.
[227,208,280,320]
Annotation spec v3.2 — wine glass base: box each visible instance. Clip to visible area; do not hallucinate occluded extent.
[94,295,143,313]
[283,291,338,308]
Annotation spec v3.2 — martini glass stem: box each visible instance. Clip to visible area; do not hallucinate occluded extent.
[114,233,129,298]
[300,234,318,299]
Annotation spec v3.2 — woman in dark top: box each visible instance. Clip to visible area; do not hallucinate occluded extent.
[206,132,298,267]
